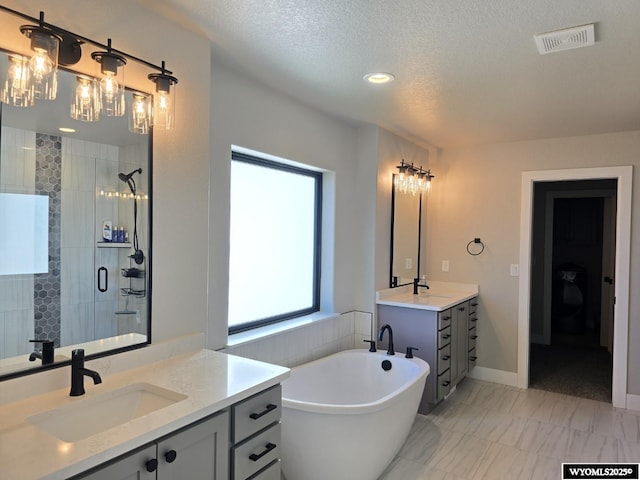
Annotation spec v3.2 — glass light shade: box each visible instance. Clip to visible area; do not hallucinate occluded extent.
[129,92,152,134]
[21,27,60,100]
[152,86,175,130]
[92,48,126,117]
[1,55,34,107]
[70,76,100,122]
[100,72,125,116]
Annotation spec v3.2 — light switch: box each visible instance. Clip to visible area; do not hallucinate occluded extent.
[442,260,450,272]
[510,264,520,277]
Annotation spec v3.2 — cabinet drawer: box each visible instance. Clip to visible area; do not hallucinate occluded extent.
[233,423,281,480]
[468,315,478,327]
[232,385,281,443]
[468,327,477,351]
[247,460,280,480]
[438,309,452,330]
[437,343,451,375]
[438,326,451,348]
[436,369,451,401]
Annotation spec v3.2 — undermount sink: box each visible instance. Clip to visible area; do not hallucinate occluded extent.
[27,382,187,442]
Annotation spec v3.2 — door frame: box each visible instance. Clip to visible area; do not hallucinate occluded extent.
[517,166,632,408]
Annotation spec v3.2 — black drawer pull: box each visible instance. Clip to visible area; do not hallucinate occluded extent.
[442,334,450,339]
[471,302,478,307]
[458,307,466,312]
[441,380,450,387]
[470,335,478,339]
[470,318,477,322]
[249,442,276,462]
[470,356,478,362]
[145,459,158,472]
[249,403,277,420]
[443,316,451,321]
[441,355,450,361]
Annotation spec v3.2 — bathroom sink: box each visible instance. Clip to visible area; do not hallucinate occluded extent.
[27,382,187,442]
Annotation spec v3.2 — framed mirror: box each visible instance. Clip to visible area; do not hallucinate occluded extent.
[0,53,152,379]
[390,174,422,287]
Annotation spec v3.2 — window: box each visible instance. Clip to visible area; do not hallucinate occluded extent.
[228,150,322,333]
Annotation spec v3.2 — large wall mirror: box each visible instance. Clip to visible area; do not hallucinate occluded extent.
[0,53,152,379]
[390,174,422,287]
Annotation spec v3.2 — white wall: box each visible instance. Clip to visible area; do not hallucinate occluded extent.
[207,58,361,349]
[425,131,640,394]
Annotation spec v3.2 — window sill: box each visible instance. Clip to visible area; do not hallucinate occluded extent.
[226,311,339,348]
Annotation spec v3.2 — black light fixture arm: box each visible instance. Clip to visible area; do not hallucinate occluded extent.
[0,5,173,75]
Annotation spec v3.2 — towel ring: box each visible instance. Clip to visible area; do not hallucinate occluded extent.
[466,238,485,256]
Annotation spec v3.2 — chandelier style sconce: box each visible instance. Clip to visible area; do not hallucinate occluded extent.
[394,159,434,195]
[0,6,179,134]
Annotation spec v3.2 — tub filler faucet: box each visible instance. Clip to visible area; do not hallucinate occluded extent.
[378,324,395,356]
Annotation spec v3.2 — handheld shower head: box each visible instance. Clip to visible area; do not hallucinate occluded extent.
[118,168,142,184]
[118,168,142,195]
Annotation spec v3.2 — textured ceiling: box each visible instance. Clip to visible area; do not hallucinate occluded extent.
[140,0,640,149]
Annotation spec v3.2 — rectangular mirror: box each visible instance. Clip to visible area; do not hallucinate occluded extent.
[0,53,151,379]
[390,174,422,287]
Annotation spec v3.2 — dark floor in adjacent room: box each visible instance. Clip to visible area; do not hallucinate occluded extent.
[529,341,612,403]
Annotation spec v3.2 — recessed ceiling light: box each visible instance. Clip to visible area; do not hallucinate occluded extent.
[363,72,395,84]
[59,127,76,133]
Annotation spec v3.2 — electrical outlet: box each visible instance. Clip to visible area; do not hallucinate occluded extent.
[442,260,450,272]
[510,264,520,277]
[405,258,412,269]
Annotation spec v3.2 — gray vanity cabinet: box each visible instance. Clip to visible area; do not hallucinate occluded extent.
[74,410,229,480]
[377,297,478,414]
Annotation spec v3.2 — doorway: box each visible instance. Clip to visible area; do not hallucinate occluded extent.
[517,166,632,409]
[528,180,616,402]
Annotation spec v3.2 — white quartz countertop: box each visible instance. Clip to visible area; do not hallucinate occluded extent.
[376,281,479,311]
[0,349,290,480]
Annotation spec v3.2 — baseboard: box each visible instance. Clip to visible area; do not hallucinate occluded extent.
[468,366,518,387]
[626,394,640,412]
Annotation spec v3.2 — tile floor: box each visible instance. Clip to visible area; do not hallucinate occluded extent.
[379,378,640,480]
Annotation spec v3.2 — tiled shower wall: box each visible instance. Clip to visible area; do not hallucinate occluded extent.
[222,311,373,367]
[0,127,36,358]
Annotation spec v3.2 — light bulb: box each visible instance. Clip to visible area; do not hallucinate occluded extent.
[29,49,53,78]
[2,55,33,106]
[101,74,118,101]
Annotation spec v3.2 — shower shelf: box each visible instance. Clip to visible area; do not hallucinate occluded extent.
[97,242,132,248]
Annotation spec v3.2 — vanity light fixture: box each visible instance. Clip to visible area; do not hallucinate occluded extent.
[1,54,33,106]
[394,159,434,195]
[91,39,126,117]
[148,61,178,130]
[129,92,152,134]
[0,6,180,132]
[19,12,61,101]
[364,72,395,84]
[70,76,100,122]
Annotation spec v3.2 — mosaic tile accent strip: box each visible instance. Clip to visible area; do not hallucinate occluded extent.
[33,134,61,345]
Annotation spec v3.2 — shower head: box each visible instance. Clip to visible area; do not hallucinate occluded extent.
[118,168,142,195]
[118,168,142,184]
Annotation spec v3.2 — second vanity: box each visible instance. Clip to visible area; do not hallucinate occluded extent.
[376,281,479,413]
[0,349,289,480]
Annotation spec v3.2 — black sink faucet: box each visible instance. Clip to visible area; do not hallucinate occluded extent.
[413,277,430,294]
[28,339,55,365]
[70,349,102,396]
[378,324,395,356]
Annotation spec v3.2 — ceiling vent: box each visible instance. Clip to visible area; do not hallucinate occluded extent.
[534,23,595,55]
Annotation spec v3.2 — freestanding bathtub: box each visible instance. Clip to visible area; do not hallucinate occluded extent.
[281,349,430,480]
